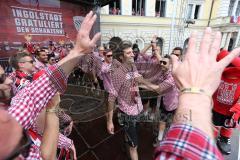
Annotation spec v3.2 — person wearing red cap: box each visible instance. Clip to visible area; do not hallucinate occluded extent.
[212,49,240,155]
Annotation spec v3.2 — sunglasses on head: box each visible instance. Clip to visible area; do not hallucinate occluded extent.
[106,55,113,58]
[160,61,167,65]
[5,130,32,160]
[0,73,6,84]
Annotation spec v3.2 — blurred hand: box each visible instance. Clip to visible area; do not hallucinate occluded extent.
[171,28,240,96]
[71,143,77,160]
[151,35,157,49]
[64,121,73,136]
[230,103,240,123]
[107,121,114,134]
[72,11,101,54]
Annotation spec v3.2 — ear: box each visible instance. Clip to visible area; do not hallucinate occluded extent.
[119,55,123,60]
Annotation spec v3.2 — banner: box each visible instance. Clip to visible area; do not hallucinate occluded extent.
[0,0,97,58]
[12,6,64,35]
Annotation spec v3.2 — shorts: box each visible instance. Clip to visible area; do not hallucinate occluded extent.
[118,110,142,147]
[212,110,232,126]
[158,97,175,123]
[140,88,158,107]
[142,97,157,108]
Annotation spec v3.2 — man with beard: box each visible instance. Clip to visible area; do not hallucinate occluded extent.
[34,48,49,70]
[151,55,178,146]
[106,42,161,160]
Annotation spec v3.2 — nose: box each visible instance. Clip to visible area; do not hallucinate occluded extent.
[130,51,134,57]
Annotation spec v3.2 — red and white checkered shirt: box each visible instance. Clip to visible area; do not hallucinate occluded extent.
[58,133,73,149]
[108,62,143,115]
[155,124,224,160]
[8,64,67,160]
[136,62,178,111]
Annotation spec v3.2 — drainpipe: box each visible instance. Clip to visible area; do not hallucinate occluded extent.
[207,0,214,27]
[168,0,177,54]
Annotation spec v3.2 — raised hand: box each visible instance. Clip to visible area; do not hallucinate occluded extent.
[73,11,101,54]
[171,27,240,96]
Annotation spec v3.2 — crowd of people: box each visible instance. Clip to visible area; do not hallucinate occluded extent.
[1,10,240,160]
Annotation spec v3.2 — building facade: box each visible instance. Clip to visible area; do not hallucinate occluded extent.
[100,0,240,55]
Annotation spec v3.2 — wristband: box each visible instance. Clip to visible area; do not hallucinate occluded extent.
[46,105,60,116]
[180,87,211,99]
[46,108,59,113]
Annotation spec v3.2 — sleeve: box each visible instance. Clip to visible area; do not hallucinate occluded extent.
[8,64,68,129]
[58,133,73,149]
[158,73,174,94]
[59,110,72,125]
[154,124,224,160]
[108,68,123,103]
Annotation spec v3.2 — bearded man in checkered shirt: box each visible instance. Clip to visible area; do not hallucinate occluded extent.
[106,41,161,160]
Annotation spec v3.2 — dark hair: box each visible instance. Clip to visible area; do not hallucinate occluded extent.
[132,43,140,61]
[132,43,139,49]
[10,52,31,69]
[108,37,122,58]
[173,47,183,55]
[163,54,171,59]
[47,53,55,61]
[35,47,47,56]
[114,41,132,62]
[103,49,112,56]
[119,41,132,53]
[109,37,122,51]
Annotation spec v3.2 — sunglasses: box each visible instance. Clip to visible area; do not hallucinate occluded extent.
[160,61,167,65]
[5,130,32,160]
[106,55,113,58]
[19,60,34,64]
[0,73,7,84]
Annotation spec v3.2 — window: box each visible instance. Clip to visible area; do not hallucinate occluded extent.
[186,4,201,19]
[235,1,240,16]
[228,0,236,16]
[155,0,166,17]
[156,37,163,55]
[194,5,200,19]
[228,38,234,51]
[132,0,145,16]
[109,0,121,15]
[187,4,193,19]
